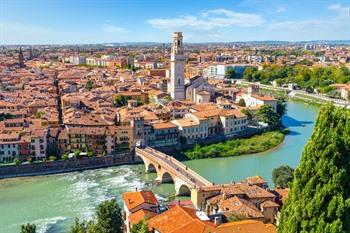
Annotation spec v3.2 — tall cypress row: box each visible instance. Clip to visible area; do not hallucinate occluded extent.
[279,105,350,233]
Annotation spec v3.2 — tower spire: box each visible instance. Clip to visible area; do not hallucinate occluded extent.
[168,32,185,100]
[18,47,25,68]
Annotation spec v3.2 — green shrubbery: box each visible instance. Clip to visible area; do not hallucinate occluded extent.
[279,105,350,233]
[185,131,285,159]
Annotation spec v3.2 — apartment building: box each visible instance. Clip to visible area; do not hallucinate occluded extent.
[148,122,179,148]
[30,129,48,160]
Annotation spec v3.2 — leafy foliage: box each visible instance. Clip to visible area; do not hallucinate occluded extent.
[255,105,280,128]
[85,79,94,90]
[14,158,20,165]
[278,105,350,233]
[225,67,237,79]
[242,65,350,92]
[238,98,246,107]
[272,165,294,188]
[276,97,287,118]
[114,95,131,107]
[0,113,16,121]
[130,220,149,233]
[185,131,284,159]
[20,223,36,233]
[69,199,123,233]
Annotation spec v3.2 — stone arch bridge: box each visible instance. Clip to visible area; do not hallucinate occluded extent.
[135,147,211,196]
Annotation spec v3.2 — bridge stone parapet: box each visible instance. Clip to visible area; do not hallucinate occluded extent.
[135,147,211,196]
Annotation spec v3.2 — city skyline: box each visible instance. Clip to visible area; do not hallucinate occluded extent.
[0,0,349,45]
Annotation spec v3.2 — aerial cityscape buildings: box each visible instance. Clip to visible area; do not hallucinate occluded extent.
[0,1,350,232]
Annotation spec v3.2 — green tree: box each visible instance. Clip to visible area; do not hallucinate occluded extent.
[95,199,123,233]
[241,109,253,121]
[136,96,143,105]
[62,153,69,160]
[114,95,131,107]
[70,218,87,233]
[278,105,350,233]
[20,223,36,233]
[238,98,246,107]
[0,113,16,121]
[14,158,20,166]
[255,105,280,127]
[272,165,294,188]
[242,66,258,81]
[130,220,149,233]
[74,150,81,159]
[49,155,57,161]
[225,67,237,79]
[276,97,287,118]
[35,111,43,119]
[86,79,94,90]
[69,218,97,233]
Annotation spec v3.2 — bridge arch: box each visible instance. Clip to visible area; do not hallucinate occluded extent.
[161,172,174,183]
[177,184,191,196]
[147,163,156,173]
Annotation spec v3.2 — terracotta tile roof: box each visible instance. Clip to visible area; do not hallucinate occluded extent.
[172,118,199,128]
[172,219,216,233]
[218,196,264,219]
[128,209,157,225]
[274,188,290,204]
[251,94,276,101]
[214,220,276,233]
[147,205,199,233]
[242,176,267,186]
[122,191,158,211]
[152,122,178,130]
[260,200,280,208]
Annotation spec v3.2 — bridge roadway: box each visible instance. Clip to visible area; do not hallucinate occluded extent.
[135,147,212,190]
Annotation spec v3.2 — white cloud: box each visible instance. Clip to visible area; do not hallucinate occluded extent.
[328,4,349,13]
[146,8,264,31]
[102,24,126,33]
[267,4,350,40]
[276,7,286,13]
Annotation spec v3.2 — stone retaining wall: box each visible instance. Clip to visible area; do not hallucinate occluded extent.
[0,153,134,179]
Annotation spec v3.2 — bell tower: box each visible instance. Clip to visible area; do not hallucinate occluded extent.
[18,47,25,68]
[168,32,185,100]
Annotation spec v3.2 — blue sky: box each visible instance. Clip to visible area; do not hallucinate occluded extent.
[0,0,349,44]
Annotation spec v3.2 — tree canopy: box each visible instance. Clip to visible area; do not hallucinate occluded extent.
[85,79,94,90]
[114,95,131,107]
[69,199,123,233]
[225,67,237,79]
[272,165,294,188]
[278,105,350,233]
[242,65,350,93]
[20,223,36,233]
[255,105,280,128]
[130,220,149,233]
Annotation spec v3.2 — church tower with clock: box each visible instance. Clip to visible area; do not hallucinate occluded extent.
[168,32,185,100]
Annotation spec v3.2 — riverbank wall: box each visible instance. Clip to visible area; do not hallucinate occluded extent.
[0,153,135,179]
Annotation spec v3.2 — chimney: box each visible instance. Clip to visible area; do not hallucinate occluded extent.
[128,198,131,204]
[135,187,138,192]
[214,217,221,226]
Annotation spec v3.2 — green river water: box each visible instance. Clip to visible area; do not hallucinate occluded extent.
[0,101,319,233]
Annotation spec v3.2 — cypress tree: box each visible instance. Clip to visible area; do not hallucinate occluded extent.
[279,105,350,233]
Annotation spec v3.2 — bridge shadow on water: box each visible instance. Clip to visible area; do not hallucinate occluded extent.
[283,115,313,128]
